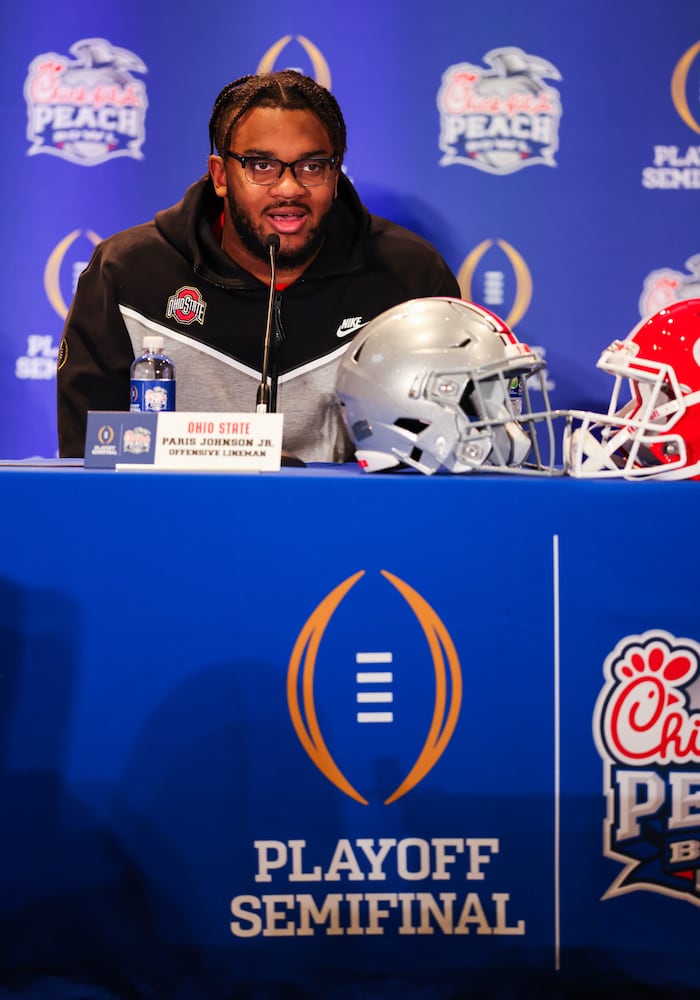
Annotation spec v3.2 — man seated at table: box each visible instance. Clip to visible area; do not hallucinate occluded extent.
[56,70,460,463]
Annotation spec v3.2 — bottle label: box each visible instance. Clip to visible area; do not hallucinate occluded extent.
[130,379,176,413]
[508,375,523,416]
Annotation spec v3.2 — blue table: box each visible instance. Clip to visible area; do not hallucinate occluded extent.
[1,464,699,999]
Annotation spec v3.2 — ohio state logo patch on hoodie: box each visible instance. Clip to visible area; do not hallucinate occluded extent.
[165,285,207,326]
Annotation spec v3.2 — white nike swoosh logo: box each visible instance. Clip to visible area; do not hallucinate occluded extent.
[336,319,367,338]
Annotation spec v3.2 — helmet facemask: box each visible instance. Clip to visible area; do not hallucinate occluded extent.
[565,340,692,479]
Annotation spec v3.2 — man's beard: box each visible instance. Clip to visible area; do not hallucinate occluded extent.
[227,194,331,272]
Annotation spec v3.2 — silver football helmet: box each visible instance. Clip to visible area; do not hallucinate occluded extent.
[335,297,558,474]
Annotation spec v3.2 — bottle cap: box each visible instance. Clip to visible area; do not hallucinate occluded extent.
[142,335,164,353]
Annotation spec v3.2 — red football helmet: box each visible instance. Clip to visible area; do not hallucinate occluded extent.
[565,298,700,480]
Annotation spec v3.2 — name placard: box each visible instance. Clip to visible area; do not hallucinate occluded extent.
[153,412,283,470]
[85,411,283,471]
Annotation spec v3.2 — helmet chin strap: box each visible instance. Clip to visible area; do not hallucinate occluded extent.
[392,450,441,475]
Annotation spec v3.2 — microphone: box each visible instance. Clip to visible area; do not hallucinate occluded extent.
[256,233,281,413]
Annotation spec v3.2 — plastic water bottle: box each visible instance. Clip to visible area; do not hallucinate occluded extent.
[130,335,176,413]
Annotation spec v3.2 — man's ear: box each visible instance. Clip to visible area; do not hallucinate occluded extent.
[208,154,227,197]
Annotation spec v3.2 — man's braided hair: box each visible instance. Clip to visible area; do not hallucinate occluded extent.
[208,70,347,164]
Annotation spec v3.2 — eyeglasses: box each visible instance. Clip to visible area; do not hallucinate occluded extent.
[225,151,337,187]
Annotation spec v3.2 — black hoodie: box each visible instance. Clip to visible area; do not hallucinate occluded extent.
[57,172,460,461]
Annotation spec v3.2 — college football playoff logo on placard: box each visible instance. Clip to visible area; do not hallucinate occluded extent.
[288,570,462,805]
[594,629,700,905]
[437,47,563,175]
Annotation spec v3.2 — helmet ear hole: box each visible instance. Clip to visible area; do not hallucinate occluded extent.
[351,340,367,363]
[394,418,431,435]
[459,381,478,418]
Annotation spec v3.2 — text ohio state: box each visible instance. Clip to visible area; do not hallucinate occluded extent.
[230,837,526,938]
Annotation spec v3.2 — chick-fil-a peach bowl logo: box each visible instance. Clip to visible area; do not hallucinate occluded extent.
[593,629,700,905]
[287,570,462,806]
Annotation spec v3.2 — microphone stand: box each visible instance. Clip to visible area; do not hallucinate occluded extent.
[256,233,280,413]
[255,233,306,467]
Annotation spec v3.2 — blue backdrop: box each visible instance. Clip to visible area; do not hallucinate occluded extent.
[1,0,699,458]
[3,467,700,999]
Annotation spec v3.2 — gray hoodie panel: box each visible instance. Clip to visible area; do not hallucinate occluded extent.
[121,305,354,464]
